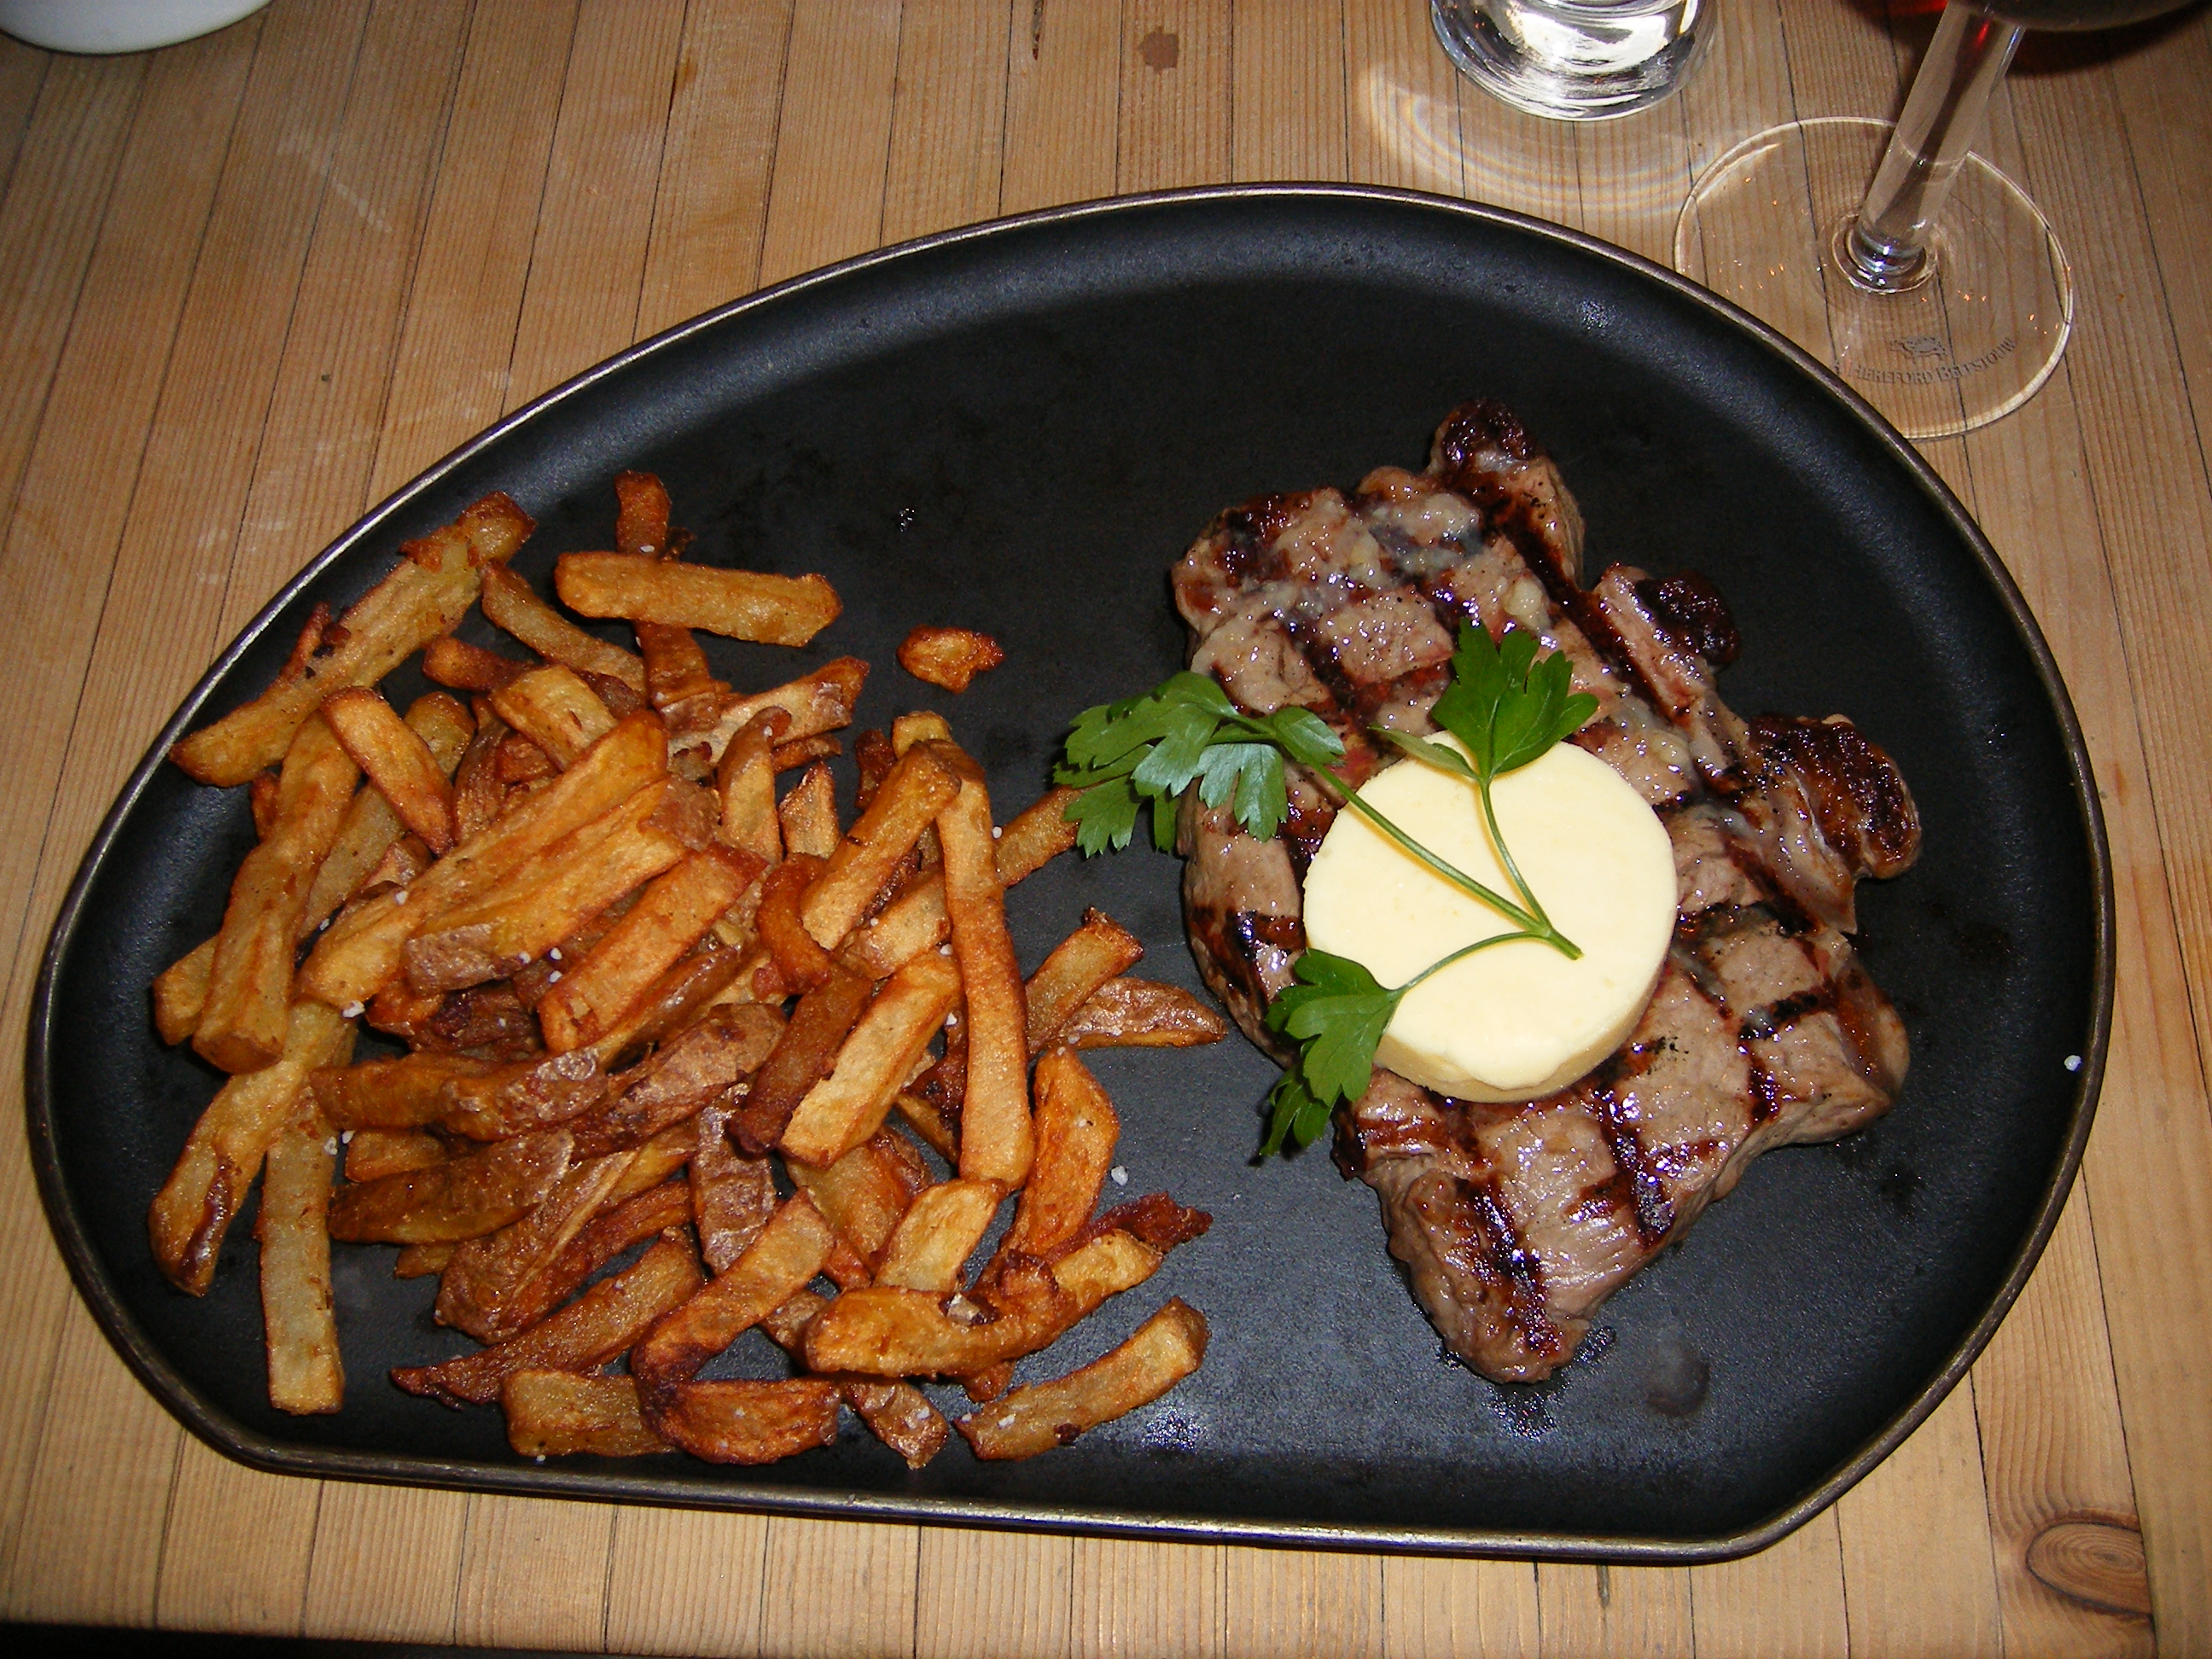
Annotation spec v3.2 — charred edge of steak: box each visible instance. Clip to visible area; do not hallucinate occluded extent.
[1635,571,1742,667]
[1748,715,1922,878]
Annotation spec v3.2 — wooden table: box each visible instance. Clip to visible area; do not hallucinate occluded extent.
[0,0,2203,1652]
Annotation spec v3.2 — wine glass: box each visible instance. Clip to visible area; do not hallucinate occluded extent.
[1673,0,2186,440]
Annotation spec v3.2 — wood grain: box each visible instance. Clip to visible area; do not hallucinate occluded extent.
[756,0,903,286]
[603,1506,771,1655]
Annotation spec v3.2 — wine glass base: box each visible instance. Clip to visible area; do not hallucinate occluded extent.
[1433,0,1713,121]
[1673,118,2073,440]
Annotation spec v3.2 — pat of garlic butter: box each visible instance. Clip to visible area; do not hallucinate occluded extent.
[1301,737,1676,1103]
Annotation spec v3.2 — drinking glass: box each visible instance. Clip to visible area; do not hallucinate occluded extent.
[1673,0,2186,439]
[1432,0,1715,120]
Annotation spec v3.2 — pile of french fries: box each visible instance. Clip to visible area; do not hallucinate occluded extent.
[149,474,1226,1468]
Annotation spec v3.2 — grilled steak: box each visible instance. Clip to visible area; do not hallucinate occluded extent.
[1173,401,1921,1382]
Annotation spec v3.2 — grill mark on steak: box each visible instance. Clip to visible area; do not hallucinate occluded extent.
[1172,400,1921,1383]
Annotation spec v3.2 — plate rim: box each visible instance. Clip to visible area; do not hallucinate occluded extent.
[24,182,2116,1563]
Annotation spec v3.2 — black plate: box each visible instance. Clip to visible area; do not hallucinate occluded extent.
[28,187,2110,1561]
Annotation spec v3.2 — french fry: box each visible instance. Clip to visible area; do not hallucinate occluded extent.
[876,1179,1003,1293]
[771,733,840,771]
[691,1098,779,1275]
[897,625,1005,693]
[503,1371,671,1458]
[451,706,510,839]
[409,981,542,1059]
[697,658,868,760]
[297,709,668,1007]
[784,1130,932,1275]
[271,601,335,688]
[839,870,949,979]
[345,1128,447,1183]
[651,1379,841,1465]
[562,1006,780,1163]
[1005,1049,1119,1259]
[313,1048,606,1141]
[956,1299,1209,1460]
[493,731,556,783]
[172,492,533,785]
[994,785,1082,887]
[195,715,359,1073]
[149,1000,355,1294]
[636,619,722,712]
[302,692,475,933]
[893,1091,958,1162]
[630,1193,836,1402]
[393,1241,457,1278]
[730,963,873,1155]
[583,942,748,1070]
[1024,909,1144,1054]
[538,846,762,1051]
[759,1288,952,1470]
[780,951,961,1168]
[463,1179,692,1338]
[322,688,457,853]
[924,742,1032,1188]
[422,635,531,693]
[392,1231,701,1407]
[489,663,617,769]
[714,707,787,864]
[435,1148,640,1342]
[327,1128,572,1246]
[480,562,646,693]
[890,711,952,754]
[1060,977,1229,1050]
[153,937,217,1046]
[614,469,672,556]
[258,1102,343,1414]
[800,745,961,949]
[556,551,841,647]
[608,1121,696,1200]
[755,853,833,992]
[401,781,688,992]
[777,761,839,859]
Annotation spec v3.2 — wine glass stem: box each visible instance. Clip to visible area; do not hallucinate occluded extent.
[1842,3,2026,292]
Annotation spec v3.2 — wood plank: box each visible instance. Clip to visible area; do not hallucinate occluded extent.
[1685,1511,1848,1659]
[1231,0,1347,183]
[603,1506,771,1656]
[635,0,796,336]
[1342,0,1463,195]
[154,1449,319,1635]
[504,0,688,408]
[1834,1383,2004,1655]
[0,52,141,526]
[451,1493,616,1650]
[755,0,902,286]
[1447,40,1576,224]
[915,1528,1073,1659]
[1533,1563,1692,1657]
[1221,1545,1380,1658]
[299,1482,467,1643]
[757,1516,918,1658]
[0,35,48,195]
[1117,0,1232,193]
[365,0,578,497]
[1069,1536,1221,1658]
[1378,1557,1540,1659]
[1001,0,1121,213]
[882,0,1012,245]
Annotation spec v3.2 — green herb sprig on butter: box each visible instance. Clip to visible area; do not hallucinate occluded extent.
[1057,626,1598,1155]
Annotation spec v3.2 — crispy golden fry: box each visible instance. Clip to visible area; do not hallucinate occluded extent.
[631,1194,835,1401]
[153,936,217,1046]
[463,1179,691,1333]
[422,635,531,693]
[195,715,359,1073]
[567,1004,782,1158]
[1006,1049,1119,1259]
[494,731,556,783]
[503,1371,671,1457]
[923,742,1032,1188]
[480,563,646,693]
[801,745,960,949]
[994,785,1082,888]
[435,1148,640,1342]
[1024,909,1144,1054]
[258,1102,343,1413]
[756,853,833,992]
[583,943,747,1070]
[696,660,869,766]
[777,761,838,859]
[652,1378,840,1464]
[401,781,687,992]
[272,601,335,689]
[610,1120,696,1199]
[538,846,761,1051]
[839,870,948,979]
[322,687,457,853]
[637,618,722,711]
[771,733,840,771]
[313,1049,606,1141]
[714,707,787,864]
[328,1128,572,1245]
[614,469,672,556]
[302,693,474,933]
[783,1131,931,1278]
[451,706,511,838]
[759,1288,952,1469]
[393,1241,457,1278]
[876,1179,1003,1293]
[172,493,533,786]
[345,1128,447,1183]
[312,1051,496,1128]
[889,711,952,754]
[897,625,1005,693]
[1060,977,1229,1050]
[556,551,841,648]
[892,1091,958,1162]
[691,1098,779,1275]
[730,963,872,1154]
[298,710,668,1007]
[956,1299,1209,1460]
[489,663,617,769]
[392,1231,701,1406]
[150,1001,355,1294]
[781,951,962,1168]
